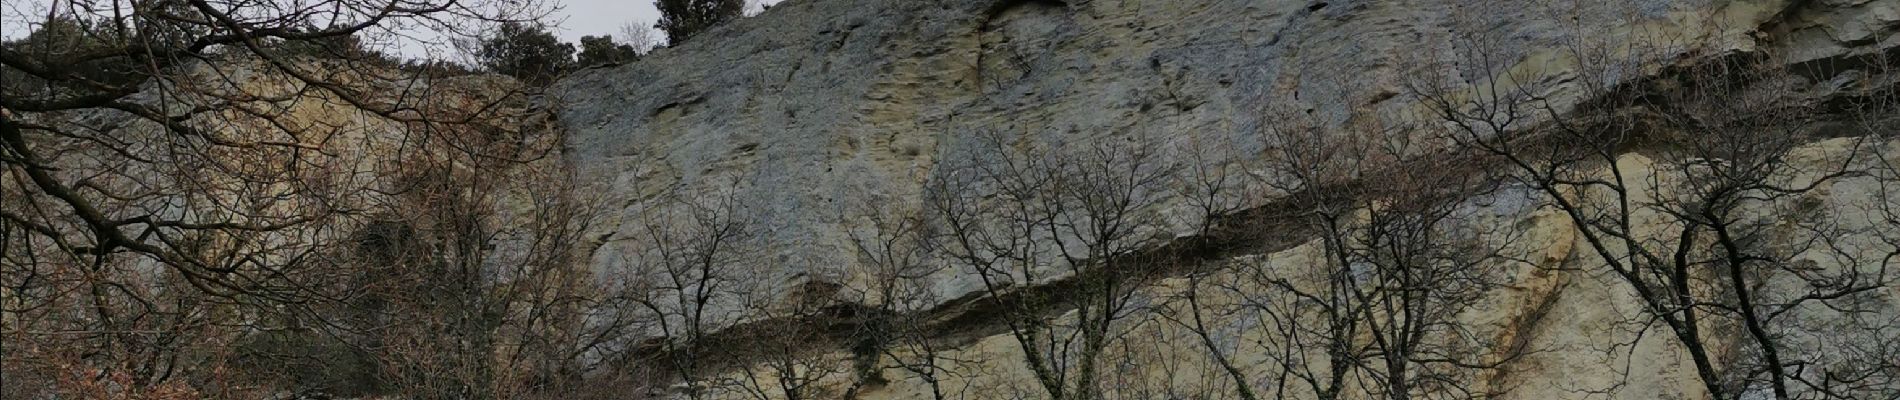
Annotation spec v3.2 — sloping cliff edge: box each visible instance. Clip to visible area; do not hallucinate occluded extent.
[552,0,1900,398]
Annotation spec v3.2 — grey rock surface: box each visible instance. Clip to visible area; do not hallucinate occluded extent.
[553,0,1897,308]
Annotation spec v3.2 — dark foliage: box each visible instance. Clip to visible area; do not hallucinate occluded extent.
[655,0,744,45]
[478,22,577,85]
[577,35,639,66]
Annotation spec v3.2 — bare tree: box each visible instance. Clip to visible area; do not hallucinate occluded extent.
[620,20,663,54]
[306,103,619,400]
[615,185,757,400]
[1149,126,1266,400]
[1410,15,1899,398]
[840,188,991,400]
[1,0,549,395]
[728,256,852,400]
[1,0,546,298]
[1160,88,1526,400]
[923,129,1176,400]
[1232,101,1380,400]
[1819,54,1900,399]
[1349,138,1522,400]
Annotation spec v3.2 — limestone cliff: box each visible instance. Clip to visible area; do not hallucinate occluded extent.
[551,0,1900,398]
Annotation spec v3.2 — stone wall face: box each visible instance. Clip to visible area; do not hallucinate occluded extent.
[553,0,1900,398]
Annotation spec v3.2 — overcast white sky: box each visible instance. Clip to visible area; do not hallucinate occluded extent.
[2,0,782,57]
[546,0,780,45]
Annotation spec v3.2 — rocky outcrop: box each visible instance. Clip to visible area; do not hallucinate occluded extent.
[552,0,1900,398]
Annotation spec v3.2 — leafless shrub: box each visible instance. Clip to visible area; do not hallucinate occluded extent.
[1411,9,1900,397]
[922,129,1177,400]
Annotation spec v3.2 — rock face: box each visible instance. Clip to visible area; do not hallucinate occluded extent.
[552,0,1900,398]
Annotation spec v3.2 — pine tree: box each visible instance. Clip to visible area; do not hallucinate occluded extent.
[655,0,744,45]
[577,35,639,66]
[477,22,576,85]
